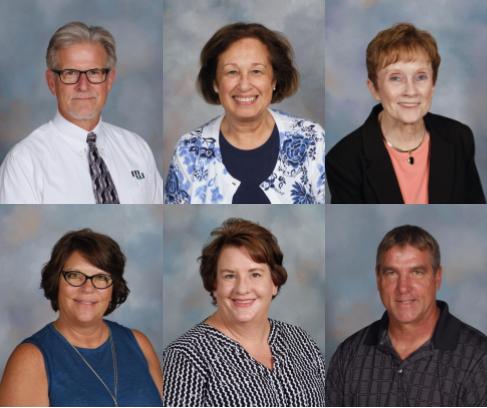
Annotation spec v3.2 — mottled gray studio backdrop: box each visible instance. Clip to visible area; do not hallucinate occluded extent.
[325,0,487,201]
[163,205,325,353]
[0,0,163,170]
[326,205,487,363]
[0,205,163,374]
[162,0,325,176]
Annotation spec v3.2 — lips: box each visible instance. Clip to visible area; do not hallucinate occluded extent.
[232,298,255,307]
[74,299,97,305]
[233,95,257,105]
[395,299,416,305]
[398,102,421,108]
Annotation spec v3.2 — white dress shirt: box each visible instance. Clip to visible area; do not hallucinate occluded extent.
[0,112,163,203]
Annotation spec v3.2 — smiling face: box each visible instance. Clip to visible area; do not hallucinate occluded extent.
[377,244,441,330]
[213,245,277,325]
[46,42,115,131]
[368,53,435,127]
[57,250,113,326]
[215,37,276,124]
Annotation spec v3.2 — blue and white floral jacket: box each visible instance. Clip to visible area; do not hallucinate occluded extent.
[164,109,325,204]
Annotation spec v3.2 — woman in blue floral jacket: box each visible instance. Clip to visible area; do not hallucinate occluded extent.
[165,22,325,204]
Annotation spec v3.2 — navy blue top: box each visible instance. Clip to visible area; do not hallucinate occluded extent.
[23,320,161,407]
[220,124,279,204]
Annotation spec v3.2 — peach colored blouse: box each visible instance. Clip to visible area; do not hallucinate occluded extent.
[384,132,430,204]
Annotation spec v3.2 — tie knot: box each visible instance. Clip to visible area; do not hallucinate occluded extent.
[86,132,97,144]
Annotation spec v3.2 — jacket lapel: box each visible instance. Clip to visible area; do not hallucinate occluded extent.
[362,106,404,203]
[426,115,455,203]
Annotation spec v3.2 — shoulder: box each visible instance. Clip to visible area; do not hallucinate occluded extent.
[426,112,474,143]
[326,123,366,162]
[174,116,222,150]
[271,109,325,139]
[455,317,487,352]
[271,319,319,346]
[331,320,380,361]
[2,122,52,162]
[164,323,212,355]
[101,121,154,155]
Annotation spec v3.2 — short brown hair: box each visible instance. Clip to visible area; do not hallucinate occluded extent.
[199,218,288,304]
[41,228,129,315]
[197,22,299,104]
[366,23,441,87]
[376,225,441,273]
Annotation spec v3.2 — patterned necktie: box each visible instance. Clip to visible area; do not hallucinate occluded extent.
[86,132,120,204]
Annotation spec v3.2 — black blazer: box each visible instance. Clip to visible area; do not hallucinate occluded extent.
[326,105,486,203]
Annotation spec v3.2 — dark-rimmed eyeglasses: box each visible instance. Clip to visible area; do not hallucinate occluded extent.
[51,68,111,84]
[62,270,114,289]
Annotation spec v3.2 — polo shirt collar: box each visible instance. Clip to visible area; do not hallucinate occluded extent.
[364,300,461,351]
[52,111,103,149]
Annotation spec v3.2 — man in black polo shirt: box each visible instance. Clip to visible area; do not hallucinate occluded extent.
[326,225,487,406]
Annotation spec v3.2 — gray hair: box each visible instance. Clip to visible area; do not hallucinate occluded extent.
[46,21,117,69]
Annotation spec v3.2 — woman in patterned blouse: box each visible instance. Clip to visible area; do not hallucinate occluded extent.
[165,22,325,204]
[162,218,326,406]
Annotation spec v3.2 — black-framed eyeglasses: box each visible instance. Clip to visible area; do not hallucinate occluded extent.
[51,68,111,84]
[61,270,114,289]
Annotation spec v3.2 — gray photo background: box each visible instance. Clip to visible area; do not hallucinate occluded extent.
[163,205,325,353]
[0,205,163,374]
[0,0,163,170]
[325,0,487,200]
[162,0,325,176]
[326,205,487,363]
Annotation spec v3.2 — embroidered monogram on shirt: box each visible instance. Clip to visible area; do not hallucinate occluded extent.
[131,170,145,180]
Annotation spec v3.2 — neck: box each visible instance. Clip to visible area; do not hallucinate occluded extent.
[54,316,108,348]
[379,111,426,150]
[59,111,100,132]
[221,110,275,150]
[387,305,440,360]
[207,312,270,346]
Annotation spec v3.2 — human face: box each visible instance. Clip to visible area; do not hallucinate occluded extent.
[377,244,441,329]
[213,246,278,325]
[46,42,116,131]
[368,54,435,127]
[215,37,276,124]
[57,250,113,326]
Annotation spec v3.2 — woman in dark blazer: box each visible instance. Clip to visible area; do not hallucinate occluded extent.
[326,23,485,204]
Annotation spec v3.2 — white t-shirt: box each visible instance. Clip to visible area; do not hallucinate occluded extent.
[0,112,163,204]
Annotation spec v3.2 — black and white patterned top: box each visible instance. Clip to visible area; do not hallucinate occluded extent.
[326,301,487,406]
[162,319,326,407]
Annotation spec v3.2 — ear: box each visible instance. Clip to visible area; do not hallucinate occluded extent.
[46,69,57,96]
[272,283,278,297]
[213,81,219,94]
[434,266,442,290]
[272,78,277,92]
[106,67,116,92]
[367,79,381,101]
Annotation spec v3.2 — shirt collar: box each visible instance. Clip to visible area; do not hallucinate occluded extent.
[364,300,461,351]
[51,111,103,148]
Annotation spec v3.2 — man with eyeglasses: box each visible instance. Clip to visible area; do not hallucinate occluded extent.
[0,21,163,203]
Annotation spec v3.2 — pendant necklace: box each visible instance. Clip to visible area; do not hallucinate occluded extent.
[384,131,426,165]
[53,324,119,407]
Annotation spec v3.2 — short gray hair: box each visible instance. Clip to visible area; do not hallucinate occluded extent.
[46,21,117,69]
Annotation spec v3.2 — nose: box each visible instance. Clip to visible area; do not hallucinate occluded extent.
[237,73,251,91]
[75,72,91,91]
[403,77,418,96]
[396,273,411,293]
[235,275,250,294]
[79,278,96,292]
